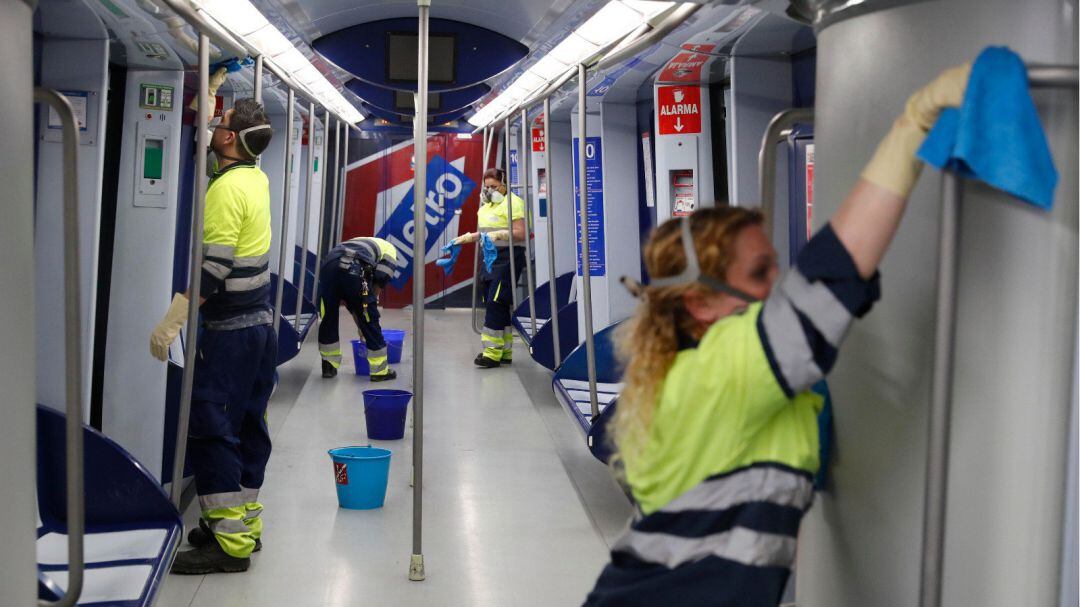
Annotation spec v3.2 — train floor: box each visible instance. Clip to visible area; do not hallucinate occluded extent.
[157,307,633,607]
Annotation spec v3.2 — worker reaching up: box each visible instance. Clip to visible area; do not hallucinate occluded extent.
[584,64,971,606]
[150,95,276,575]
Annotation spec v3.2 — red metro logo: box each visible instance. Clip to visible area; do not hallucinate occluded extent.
[657,86,702,135]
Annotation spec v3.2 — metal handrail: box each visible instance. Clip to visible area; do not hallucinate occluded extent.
[577,63,600,420]
[272,88,296,337]
[918,63,1079,607]
[757,108,814,236]
[253,55,263,104]
[328,120,342,252]
[471,126,491,336]
[294,102,316,327]
[336,126,350,240]
[503,117,520,310]
[409,0,430,583]
[309,108,331,311]
[34,87,85,607]
[520,108,538,334]
[544,97,562,366]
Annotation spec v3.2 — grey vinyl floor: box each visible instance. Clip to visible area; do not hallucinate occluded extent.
[156,308,632,607]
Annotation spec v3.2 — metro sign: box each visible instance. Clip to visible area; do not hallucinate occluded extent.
[657,86,701,135]
[340,135,487,307]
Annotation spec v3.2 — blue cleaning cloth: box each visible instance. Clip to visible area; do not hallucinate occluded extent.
[212,58,247,74]
[480,233,498,273]
[435,243,462,275]
[918,46,1058,209]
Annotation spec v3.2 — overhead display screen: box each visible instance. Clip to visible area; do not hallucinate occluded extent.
[387,32,456,83]
[394,91,442,112]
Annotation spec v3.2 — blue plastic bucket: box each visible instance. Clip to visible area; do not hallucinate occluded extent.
[383,329,406,364]
[328,446,391,510]
[363,389,412,440]
[350,339,369,376]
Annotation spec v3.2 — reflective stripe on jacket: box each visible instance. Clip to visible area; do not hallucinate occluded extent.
[325,237,400,286]
[201,162,273,328]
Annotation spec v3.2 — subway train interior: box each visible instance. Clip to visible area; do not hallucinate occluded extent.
[1,0,1078,605]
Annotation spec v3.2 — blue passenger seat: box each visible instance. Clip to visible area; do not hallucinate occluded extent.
[551,321,625,456]
[271,272,318,365]
[513,272,579,370]
[36,406,182,606]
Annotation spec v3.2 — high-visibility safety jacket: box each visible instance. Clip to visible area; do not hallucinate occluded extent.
[585,225,881,607]
[477,192,526,248]
[200,162,273,329]
[325,237,399,287]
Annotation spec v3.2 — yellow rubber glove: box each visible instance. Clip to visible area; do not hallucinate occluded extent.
[150,293,190,362]
[452,232,478,245]
[487,229,510,242]
[861,63,971,197]
[189,66,229,118]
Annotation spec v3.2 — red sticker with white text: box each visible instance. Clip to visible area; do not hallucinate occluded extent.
[334,462,349,485]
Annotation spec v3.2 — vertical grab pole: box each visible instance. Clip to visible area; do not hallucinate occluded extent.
[471,127,489,336]
[34,87,85,607]
[520,108,538,336]
[543,97,561,366]
[577,63,599,419]
[170,33,211,508]
[310,108,330,312]
[328,121,342,248]
[272,88,296,337]
[409,0,430,583]
[919,173,962,607]
[337,127,349,240]
[503,118,519,310]
[253,55,263,105]
[294,102,316,328]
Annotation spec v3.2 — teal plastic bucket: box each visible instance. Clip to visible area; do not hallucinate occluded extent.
[384,329,406,364]
[350,339,369,376]
[328,446,391,510]
[363,389,411,440]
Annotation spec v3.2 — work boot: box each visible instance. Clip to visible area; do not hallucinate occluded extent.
[187,517,261,552]
[171,540,250,575]
[322,360,337,379]
[500,356,513,366]
[474,353,501,369]
[370,369,397,382]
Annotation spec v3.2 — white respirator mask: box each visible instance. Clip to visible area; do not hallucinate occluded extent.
[646,215,758,303]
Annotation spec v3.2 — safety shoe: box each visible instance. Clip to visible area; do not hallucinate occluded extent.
[474,353,501,369]
[500,357,513,366]
[322,360,337,379]
[370,369,397,382]
[187,517,261,552]
[171,540,250,575]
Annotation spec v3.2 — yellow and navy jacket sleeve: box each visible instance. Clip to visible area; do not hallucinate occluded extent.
[757,223,881,396]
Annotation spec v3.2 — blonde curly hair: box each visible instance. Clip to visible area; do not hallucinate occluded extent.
[613,206,764,470]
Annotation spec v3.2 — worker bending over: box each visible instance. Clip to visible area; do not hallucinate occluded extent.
[150,97,276,575]
[318,236,400,381]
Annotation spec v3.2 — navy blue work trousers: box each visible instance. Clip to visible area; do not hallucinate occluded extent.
[317,260,385,352]
[188,324,278,497]
[479,246,526,331]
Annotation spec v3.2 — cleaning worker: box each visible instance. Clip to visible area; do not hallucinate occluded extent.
[317,236,400,381]
[584,63,971,606]
[150,95,276,575]
[449,167,528,368]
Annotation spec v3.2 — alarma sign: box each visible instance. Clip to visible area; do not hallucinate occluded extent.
[657,86,701,135]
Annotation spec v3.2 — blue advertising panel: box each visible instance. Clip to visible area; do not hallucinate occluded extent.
[509,148,519,186]
[377,155,476,288]
[571,136,606,277]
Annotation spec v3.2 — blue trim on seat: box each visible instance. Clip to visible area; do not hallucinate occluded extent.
[512,271,574,346]
[36,405,182,607]
[271,273,317,366]
[551,320,625,441]
[530,302,580,371]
